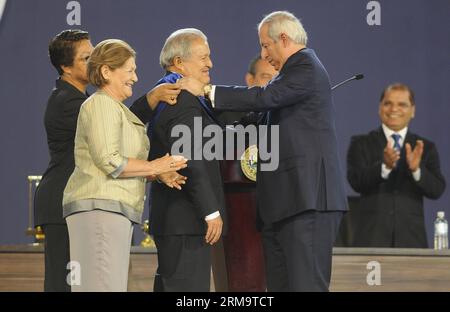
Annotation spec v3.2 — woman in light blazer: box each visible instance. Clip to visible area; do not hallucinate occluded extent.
[63,39,187,292]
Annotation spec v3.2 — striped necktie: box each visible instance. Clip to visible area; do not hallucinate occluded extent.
[391,133,401,151]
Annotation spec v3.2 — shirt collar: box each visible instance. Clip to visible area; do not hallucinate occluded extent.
[55,78,88,97]
[382,124,408,142]
[167,70,183,78]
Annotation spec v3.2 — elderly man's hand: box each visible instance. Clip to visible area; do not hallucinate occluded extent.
[146,82,181,109]
[205,215,223,245]
[178,77,205,96]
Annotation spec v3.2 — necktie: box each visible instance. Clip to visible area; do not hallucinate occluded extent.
[198,96,221,125]
[391,133,401,151]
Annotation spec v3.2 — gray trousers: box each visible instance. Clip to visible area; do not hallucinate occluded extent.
[66,210,133,292]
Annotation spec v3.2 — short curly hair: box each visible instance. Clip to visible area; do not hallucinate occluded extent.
[48,29,90,75]
[87,39,136,88]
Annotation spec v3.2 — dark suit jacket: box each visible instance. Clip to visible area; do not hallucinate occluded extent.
[347,127,446,247]
[216,111,247,127]
[214,48,348,226]
[130,90,227,236]
[34,79,87,225]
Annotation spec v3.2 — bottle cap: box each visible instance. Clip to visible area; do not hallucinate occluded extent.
[437,211,445,219]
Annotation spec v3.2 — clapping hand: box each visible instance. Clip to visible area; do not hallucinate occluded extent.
[383,141,400,169]
[405,140,424,172]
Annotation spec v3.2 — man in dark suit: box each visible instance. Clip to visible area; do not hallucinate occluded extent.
[347,83,446,247]
[211,55,279,292]
[34,30,93,292]
[181,11,347,291]
[131,28,226,292]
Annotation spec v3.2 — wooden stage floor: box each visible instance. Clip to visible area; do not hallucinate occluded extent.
[1,246,450,291]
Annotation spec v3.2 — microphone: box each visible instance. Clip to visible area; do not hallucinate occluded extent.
[331,74,364,91]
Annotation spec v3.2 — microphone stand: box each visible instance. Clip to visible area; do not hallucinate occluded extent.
[332,74,364,91]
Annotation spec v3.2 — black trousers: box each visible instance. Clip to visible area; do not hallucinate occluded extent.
[42,224,71,292]
[261,210,343,292]
[153,235,211,292]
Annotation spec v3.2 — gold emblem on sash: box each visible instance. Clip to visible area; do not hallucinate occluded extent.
[240,145,258,182]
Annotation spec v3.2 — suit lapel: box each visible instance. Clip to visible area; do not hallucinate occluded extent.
[404,131,417,150]
[121,102,146,127]
[373,127,387,157]
[398,130,418,164]
[394,130,416,185]
[197,96,221,125]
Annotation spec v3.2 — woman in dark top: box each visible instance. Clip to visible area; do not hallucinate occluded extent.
[34,29,93,292]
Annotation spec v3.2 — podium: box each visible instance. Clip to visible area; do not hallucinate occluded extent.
[212,125,266,291]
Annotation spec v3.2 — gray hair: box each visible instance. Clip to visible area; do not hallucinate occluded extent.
[159,28,207,70]
[258,11,308,45]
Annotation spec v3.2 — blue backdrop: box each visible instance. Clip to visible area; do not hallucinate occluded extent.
[0,0,449,245]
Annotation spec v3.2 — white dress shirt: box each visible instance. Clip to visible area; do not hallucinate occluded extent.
[209,85,217,107]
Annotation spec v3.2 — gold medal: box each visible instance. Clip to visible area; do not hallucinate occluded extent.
[240,145,258,182]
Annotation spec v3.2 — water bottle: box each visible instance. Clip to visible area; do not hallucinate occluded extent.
[434,211,448,250]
